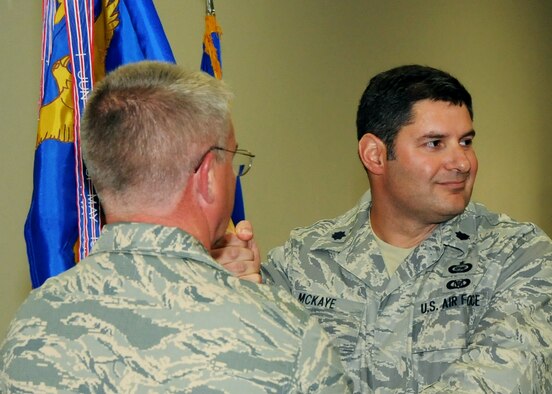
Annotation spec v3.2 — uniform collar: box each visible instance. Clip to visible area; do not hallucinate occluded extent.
[309,192,478,291]
[391,204,478,284]
[90,222,220,270]
[311,192,477,256]
[309,190,387,289]
[437,203,478,256]
[310,189,373,253]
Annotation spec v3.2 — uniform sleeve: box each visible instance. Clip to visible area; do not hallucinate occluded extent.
[423,230,552,393]
[292,315,354,393]
[262,244,294,292]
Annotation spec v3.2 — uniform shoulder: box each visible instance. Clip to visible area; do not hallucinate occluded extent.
[289,217,338,239]
[288,197,368,240]
[466,202,552,259]
[469,202,549,239]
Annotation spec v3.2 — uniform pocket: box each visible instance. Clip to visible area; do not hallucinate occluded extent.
[412,294,471,386]
[412,295,469,353]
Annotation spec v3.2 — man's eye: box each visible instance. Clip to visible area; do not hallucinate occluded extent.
[460,138,473,146]
[426,140,441,148]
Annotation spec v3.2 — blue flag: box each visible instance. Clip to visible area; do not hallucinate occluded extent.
[25,0,175,288]
[201,13,246,224]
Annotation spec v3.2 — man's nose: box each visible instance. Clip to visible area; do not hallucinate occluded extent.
[446,146,471,173]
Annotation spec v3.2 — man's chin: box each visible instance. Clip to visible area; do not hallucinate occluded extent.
[439,204,469,221]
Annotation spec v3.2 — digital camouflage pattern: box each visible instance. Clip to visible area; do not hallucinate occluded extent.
[264,191,552,393]
[0,223,352,393]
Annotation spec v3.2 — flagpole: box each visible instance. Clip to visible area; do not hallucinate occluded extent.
[206,0,215,15]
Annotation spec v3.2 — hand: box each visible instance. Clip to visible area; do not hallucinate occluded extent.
[211,220,261,283]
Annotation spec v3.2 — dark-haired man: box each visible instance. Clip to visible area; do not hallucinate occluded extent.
[216,65,552,393]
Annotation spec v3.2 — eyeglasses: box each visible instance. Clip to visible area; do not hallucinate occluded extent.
[194,146,255,177]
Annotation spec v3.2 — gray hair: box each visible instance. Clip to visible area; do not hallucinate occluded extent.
[81,61,234,208]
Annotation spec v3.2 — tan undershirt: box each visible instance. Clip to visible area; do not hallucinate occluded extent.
[373,232,415,276]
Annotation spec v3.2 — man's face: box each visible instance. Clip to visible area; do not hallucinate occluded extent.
[381,99,478,225]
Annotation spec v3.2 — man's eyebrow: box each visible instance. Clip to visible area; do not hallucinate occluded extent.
[417,129,476,141]
[416,132,445,142]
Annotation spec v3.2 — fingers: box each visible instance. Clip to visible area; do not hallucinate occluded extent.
[248,238,260,271]
[221,260,260,278]
[234,220,254,242]
[232,220,260,266]
[214,220,253,249]
[228,238,261,283]
[211,220,262,283]
[211,239,255,264]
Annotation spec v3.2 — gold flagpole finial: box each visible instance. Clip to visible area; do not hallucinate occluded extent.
[206,0,215,15]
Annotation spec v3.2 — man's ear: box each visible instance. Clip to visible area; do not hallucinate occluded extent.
[194,151,216,205]
[358,133,386,175]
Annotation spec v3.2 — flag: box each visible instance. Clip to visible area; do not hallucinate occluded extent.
[201,10,246,224]
[25,0,175,288]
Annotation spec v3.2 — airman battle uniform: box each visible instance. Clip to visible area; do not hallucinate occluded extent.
[1,223,352,393]
[264,191,552,393]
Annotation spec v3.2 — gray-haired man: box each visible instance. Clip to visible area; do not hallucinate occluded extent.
[0,61,352,393]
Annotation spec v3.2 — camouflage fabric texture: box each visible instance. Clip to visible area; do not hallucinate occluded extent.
[0,223,352,393]
[263,190,552,393]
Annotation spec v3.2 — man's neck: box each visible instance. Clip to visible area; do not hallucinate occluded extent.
[369,205,437,248]
[105,203,212,250]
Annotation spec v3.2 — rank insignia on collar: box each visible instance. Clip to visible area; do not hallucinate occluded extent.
[455,231,470,240]
[332,231,346,240]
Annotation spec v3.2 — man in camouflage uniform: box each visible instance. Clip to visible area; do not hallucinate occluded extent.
[217,65,552,393]
[0,62,352,393]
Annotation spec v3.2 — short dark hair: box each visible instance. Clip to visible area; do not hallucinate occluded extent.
[356,65,473,158]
